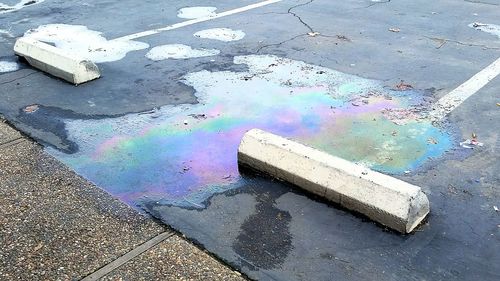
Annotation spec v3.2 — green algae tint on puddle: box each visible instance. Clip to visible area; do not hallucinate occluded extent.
[47,55,453,208]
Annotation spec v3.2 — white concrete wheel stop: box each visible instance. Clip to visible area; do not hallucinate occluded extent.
[238,129,430,234]
[13,37,100,85]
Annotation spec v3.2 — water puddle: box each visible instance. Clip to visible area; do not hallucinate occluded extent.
[47,55,453,208]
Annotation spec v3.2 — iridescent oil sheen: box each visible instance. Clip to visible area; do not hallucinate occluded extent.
[47,55,453,207]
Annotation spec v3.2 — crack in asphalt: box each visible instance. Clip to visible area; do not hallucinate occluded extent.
[0,71,38,85]
[256,33,307,53]
[357,0,391,9]
[287,0,315,33]
[256,0,350,53]
[424,36,500,50]
[464,0,498,5]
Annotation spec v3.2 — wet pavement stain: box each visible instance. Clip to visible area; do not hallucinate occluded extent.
[232,184,292,270]
[15,105,129,153]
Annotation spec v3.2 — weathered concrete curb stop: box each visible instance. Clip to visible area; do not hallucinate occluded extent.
[238,129,430,234]
[13,37,100,85]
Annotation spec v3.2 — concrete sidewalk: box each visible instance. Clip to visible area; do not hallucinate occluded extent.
[0,119,244,281]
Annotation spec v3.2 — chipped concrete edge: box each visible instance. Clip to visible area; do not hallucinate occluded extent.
[237,128,430,234]
[13,37,100,85]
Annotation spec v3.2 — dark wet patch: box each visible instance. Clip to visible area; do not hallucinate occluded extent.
[15,105,127,153]
[229,172,293,270]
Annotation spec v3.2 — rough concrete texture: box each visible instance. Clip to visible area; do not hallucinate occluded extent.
[0,135,164,280]
[14,37,100,84]
[101,235,245,281]
[238,129,430,233]
[0,120,244,280]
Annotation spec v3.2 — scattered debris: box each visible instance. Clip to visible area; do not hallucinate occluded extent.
[307,32,320,37]
[388,28,400,33]
[241,75,254,81]
[459,139,484,149]
[336,35,351,41]
[394,81,413,91]
[23,104,39,113]
[472,22,487,28]
[188,113,207,119]
[469,22,500,39]
[448,184,458,195]
[427,137,438,144]
[381,108,421,125]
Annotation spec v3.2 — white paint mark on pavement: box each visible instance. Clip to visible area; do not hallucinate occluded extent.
[114,0,283,41]
[0,0,45,14]
[0,61,19,73]
[146,44,220,60]
[194,28,246,42]
[469,22,500,38]
[429,57,500,121]
[177,6,217,19]
[23,24,149,63]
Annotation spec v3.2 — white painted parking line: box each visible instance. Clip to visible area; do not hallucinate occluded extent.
[430,56,500,121]
[113,0,283,41]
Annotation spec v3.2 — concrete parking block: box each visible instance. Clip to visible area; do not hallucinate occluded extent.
[238,129,430,234]
[14,37,100,85]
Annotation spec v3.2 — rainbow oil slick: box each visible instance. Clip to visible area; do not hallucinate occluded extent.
[46,55,453,208]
